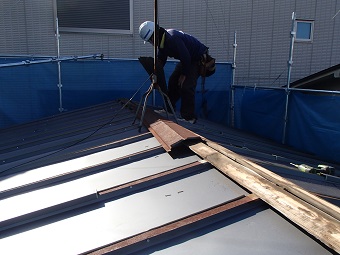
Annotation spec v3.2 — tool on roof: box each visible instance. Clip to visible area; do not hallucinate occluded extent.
[290,163,335,175]
[133,0,177,132]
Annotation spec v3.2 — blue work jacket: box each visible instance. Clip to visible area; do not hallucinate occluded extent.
[158,29,208,76]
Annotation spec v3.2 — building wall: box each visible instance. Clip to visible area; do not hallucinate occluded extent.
[0,0,339,86]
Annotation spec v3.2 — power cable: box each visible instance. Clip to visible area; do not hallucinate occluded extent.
[199,1,229,118]
[0,74,152,175]
[270,69,286,86]
[332,9,340,19]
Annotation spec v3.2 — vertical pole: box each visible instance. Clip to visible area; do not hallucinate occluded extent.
[230,31,237,127]
[282,12,296,144]
[286,12,296,91]
[152,0,159,106]
[55,17,64,112]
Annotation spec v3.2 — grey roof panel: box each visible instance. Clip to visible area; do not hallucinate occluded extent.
[0,137,162,193]
[136,207,333,255]
[0,169,248,255]
[0,99,339,254]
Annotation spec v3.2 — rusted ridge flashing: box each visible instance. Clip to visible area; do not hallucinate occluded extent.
[149,120,201,152]
[98,161,208,196]
[128,100,201,152]
[202,139,340,222]
[81,194,261,255]
[187,141,340,253]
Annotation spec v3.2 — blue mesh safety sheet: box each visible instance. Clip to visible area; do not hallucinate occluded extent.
[1,57,339,163]
[0,57,232,129]
[233,87,340,164]
[287,92,340,164]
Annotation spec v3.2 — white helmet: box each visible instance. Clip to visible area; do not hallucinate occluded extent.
[139,21,154,42]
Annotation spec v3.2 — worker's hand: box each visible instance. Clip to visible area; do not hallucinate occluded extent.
[178,75,186,87]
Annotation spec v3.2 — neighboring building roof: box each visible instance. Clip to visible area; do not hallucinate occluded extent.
[290,63,340,91]
[0,100,339,254]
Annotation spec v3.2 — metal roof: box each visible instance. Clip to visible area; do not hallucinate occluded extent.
[0,99,339,255]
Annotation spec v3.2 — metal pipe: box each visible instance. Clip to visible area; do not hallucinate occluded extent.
[232,31,237,85]
[282,12,296,144]
[286,12,296,90]
[55,17,64,112]
[232,85,285,90]
[0,54,57,58]
[0,59,55,68]
[230,31,237,127]
[0,54,100,68]
[289,87,340,94]
[230,85,340,95]
[151,0,159,106]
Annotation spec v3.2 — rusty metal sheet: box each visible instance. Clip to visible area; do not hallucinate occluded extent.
[148,119,201,151]
[130,101,202,151]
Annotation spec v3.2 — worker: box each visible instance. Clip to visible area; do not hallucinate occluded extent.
[139,21,215,124]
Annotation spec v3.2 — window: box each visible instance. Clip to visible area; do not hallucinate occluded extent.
[295,20,314,42]
[55,0,133,34]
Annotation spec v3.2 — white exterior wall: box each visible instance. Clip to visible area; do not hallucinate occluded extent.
[0,0,339,86]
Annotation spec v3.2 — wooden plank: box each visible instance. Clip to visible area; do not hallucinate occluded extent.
[188,141,340,253]
[204,139,340,221]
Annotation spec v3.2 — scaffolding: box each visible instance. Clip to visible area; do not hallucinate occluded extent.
[229,12,340,146]
[0,12,338,163]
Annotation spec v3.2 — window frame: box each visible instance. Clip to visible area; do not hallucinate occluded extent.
[295,19,314,42]
[53,0,133,35]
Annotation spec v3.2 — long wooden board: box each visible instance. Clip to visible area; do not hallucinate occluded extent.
[204,139,340,221]
[187,141,340,253]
